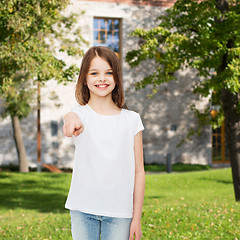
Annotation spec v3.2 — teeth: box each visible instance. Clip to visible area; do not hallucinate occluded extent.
[97,85,108,88]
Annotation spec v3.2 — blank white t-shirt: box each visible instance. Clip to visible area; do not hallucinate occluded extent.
[65,104,144,218]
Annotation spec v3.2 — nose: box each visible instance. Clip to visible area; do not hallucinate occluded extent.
[99,74,106,82]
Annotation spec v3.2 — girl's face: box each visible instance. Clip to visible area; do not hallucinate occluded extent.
[86,56,116,100]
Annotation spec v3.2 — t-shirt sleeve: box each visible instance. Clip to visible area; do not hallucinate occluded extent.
[133,113,144,136]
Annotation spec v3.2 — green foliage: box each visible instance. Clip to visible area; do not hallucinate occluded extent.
[126,0,240,129]
[2,73,34,119]
[0,169,239,239]
[144,163,210,172]
[0,0,87,118]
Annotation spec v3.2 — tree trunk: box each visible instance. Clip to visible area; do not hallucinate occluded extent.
[216,0,240,201]
[11,115,29,173]
[221,90,240,201]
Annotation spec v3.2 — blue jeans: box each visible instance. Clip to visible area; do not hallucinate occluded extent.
[70,210,132,240]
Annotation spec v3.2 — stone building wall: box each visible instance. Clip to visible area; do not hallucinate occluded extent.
[0,0,211,168]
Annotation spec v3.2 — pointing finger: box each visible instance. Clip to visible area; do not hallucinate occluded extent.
[73,126,84,137]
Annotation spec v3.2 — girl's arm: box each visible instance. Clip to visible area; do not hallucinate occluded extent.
[129,131,145,240]
[63,112,84,137]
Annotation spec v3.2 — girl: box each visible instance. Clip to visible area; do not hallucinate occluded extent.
[63,46,145,240]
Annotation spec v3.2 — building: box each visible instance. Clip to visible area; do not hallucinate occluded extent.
[0,0,227,169]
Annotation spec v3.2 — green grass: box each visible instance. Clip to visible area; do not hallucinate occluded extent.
[0,169,239,239]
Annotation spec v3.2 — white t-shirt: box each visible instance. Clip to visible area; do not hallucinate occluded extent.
[65,104,144,218]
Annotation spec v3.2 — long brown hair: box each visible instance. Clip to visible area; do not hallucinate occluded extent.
[75,46,126,108]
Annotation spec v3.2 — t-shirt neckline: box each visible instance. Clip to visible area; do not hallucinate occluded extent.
[86,104,123,117]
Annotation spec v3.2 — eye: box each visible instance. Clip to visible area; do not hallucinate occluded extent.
[106,72,113,75]
[90,72,97,76]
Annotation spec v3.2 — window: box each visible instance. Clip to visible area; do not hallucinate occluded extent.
[93,18,121,55]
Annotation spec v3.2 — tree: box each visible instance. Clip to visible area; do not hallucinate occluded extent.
[126,0,240,201]
[0,0,86,172]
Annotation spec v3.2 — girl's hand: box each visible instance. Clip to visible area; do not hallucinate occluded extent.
[63,113,84,137]
[129,219,142,240]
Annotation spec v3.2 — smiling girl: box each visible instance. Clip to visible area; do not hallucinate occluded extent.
[63,46,145,240]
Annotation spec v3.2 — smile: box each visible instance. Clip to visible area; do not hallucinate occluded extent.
[95,84,109,89]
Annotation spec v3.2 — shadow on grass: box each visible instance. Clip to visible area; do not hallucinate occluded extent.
[200,178,233,185]
[0,172,70,213]
[145,195,163,199]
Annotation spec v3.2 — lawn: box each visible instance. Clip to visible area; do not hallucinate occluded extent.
[0,168,239,240]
